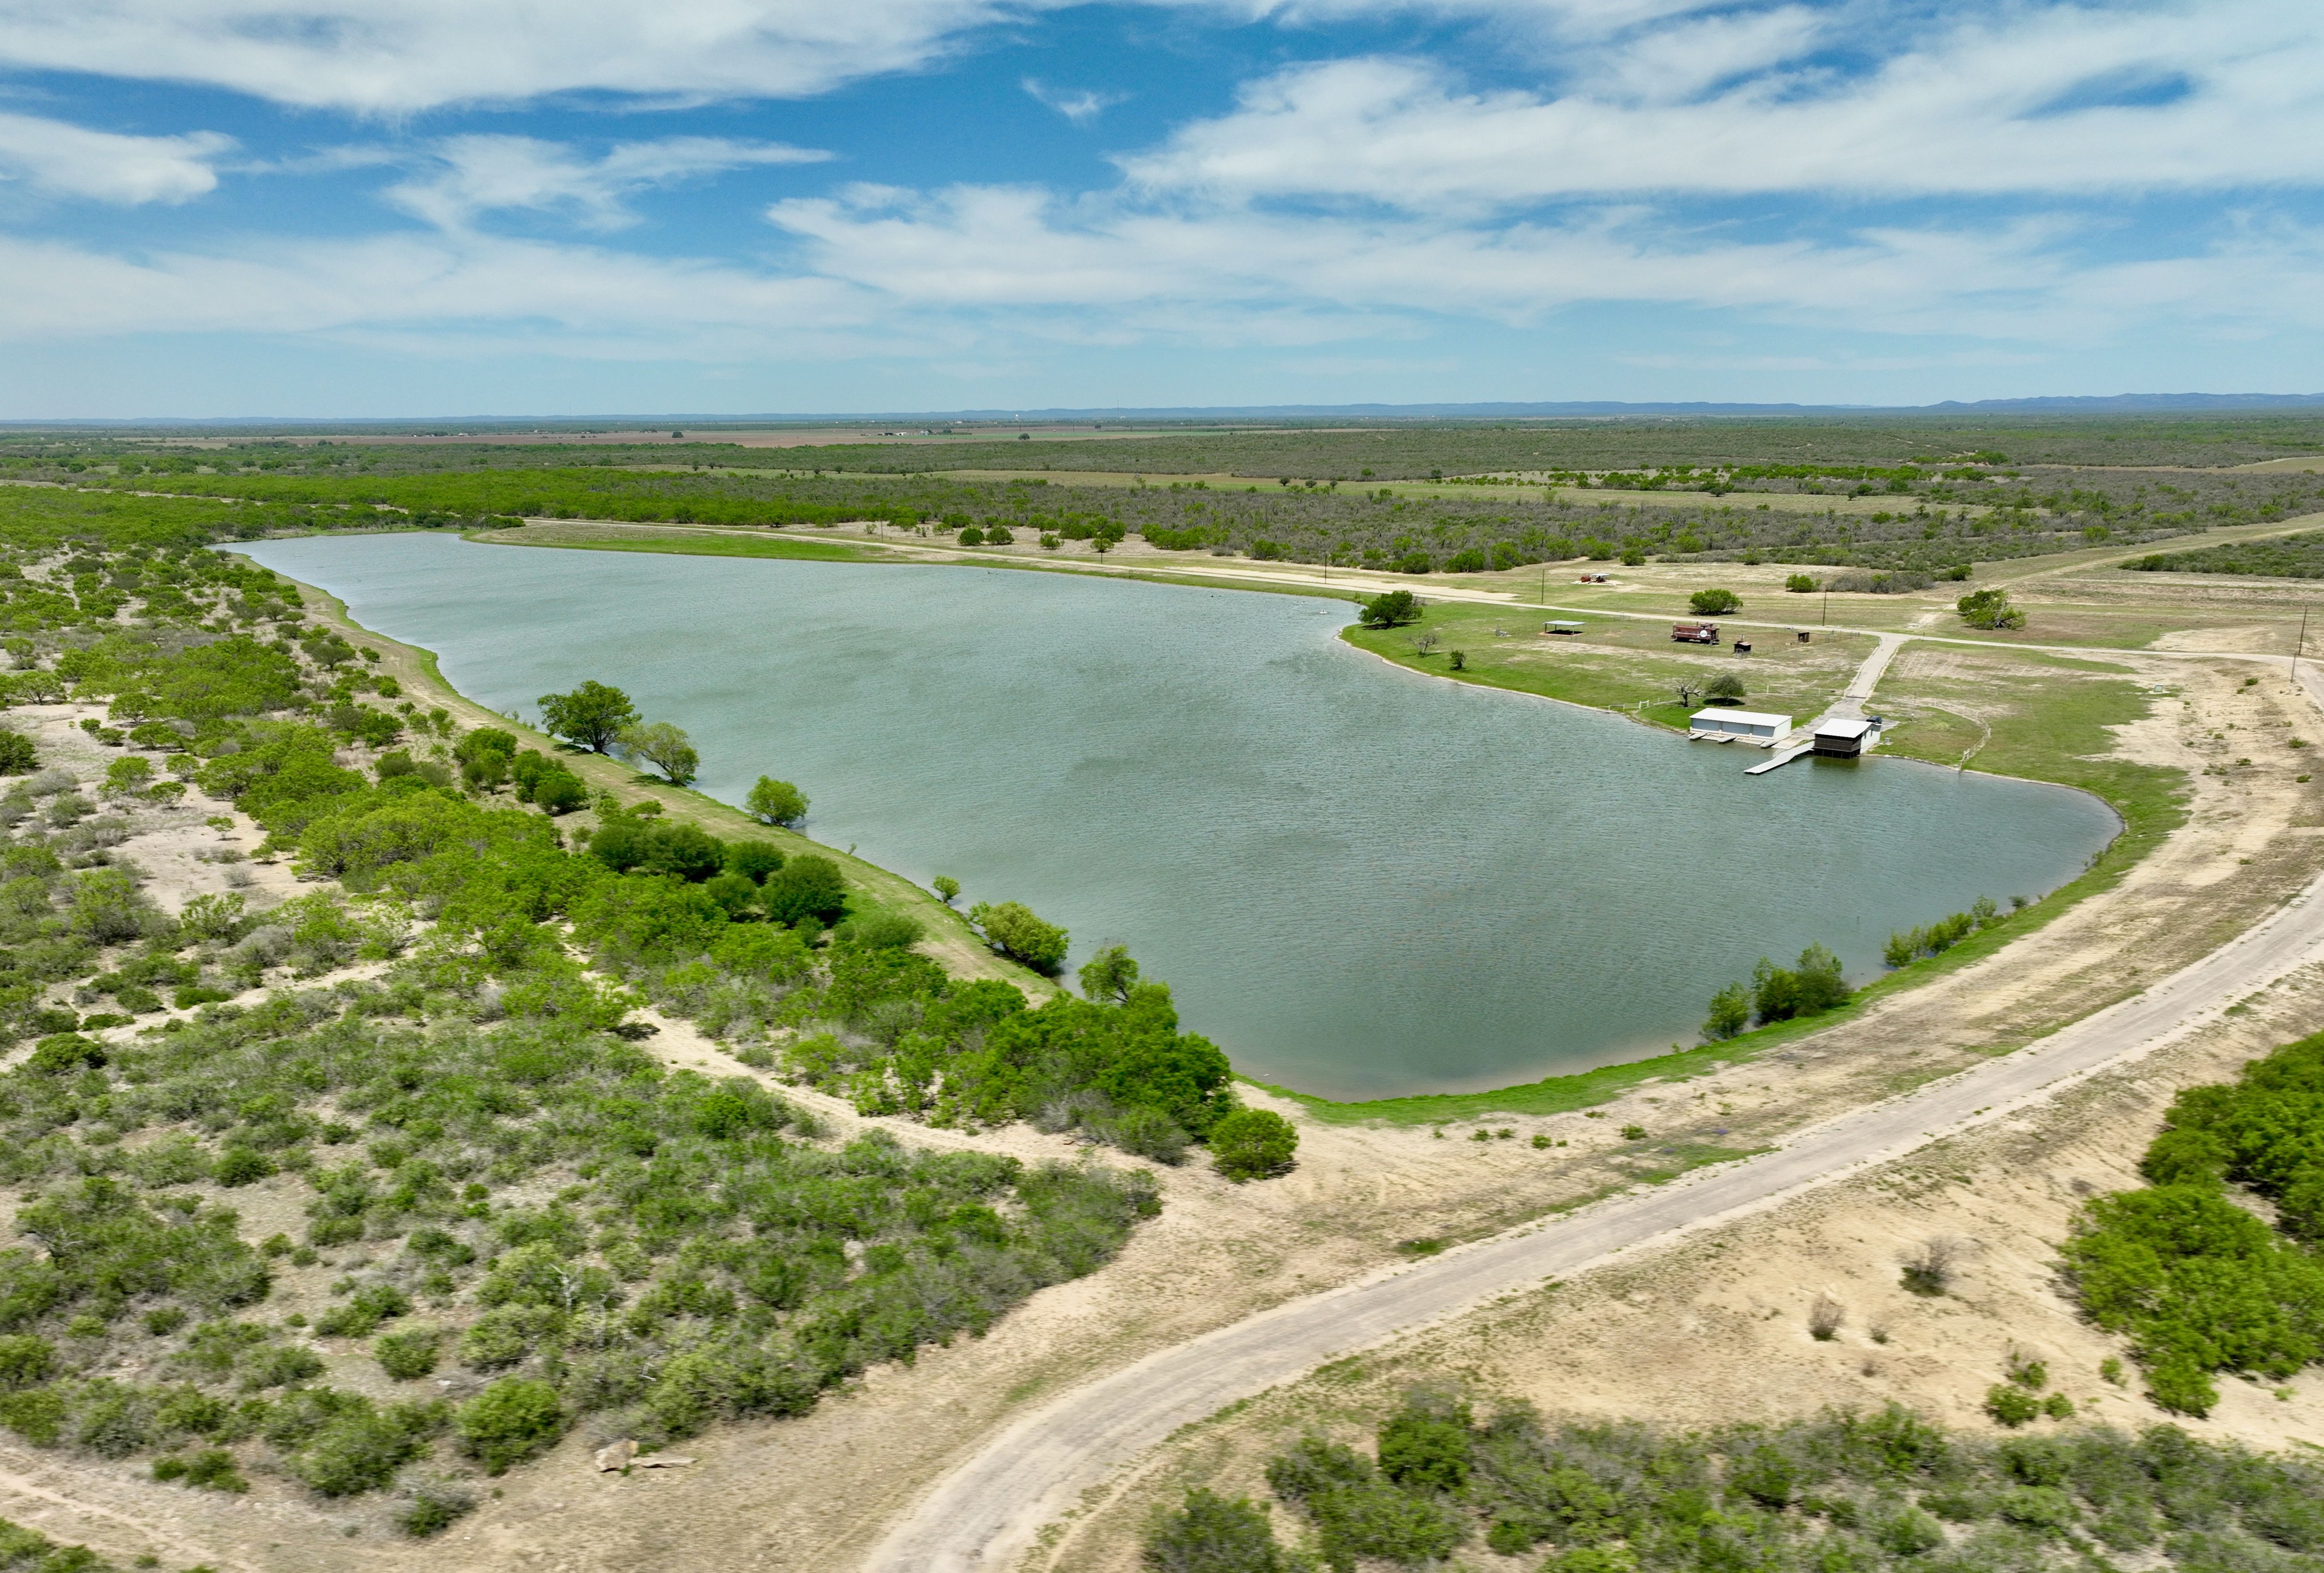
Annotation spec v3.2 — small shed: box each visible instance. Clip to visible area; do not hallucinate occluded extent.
[1812,718,1875,757]
[1543,621,1584,635]
[1689,708,1795,744]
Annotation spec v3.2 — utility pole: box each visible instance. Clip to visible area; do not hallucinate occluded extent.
[2297,606,2310,683]
[1822,589,1828,627]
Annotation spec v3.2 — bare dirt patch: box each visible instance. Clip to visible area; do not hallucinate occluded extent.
[1042,961,2324,1573]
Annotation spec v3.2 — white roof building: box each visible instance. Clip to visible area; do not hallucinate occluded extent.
[1689,708,1794,743]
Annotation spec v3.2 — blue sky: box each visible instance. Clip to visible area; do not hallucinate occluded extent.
[0,0,2319,417]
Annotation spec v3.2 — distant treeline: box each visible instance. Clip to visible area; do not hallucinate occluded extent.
[25,453,2324,577]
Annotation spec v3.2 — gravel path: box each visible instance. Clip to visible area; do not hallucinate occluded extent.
[868,861,2324,1572]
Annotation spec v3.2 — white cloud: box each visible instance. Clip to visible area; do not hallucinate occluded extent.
[1022,78,1128,123]
[0,112,232,204]
[0,0,1807,116]
[386,136,830,231]
[1123,4,2324,205]
[0,182,2318,367]
[0,231,872,358]
[1596,5,1824,105]
[1,0,2320,379]
[766,184,2086,327]
[0,0,1035,113]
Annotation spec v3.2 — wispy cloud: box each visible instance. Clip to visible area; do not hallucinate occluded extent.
[0,112,232,204]
[385,136,830,232]
[0,230,869,352]
[1022,77,1127,123]
[0,0,1038,113]
[1123,3,2324,205]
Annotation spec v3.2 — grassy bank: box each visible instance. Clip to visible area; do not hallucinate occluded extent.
[1340,600,1873,730]
[473,521,875,562]
[1873,648,2183,901]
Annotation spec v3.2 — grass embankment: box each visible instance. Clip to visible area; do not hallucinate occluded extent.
[477,516,1367,606]
[1873,648,2181,903]
[285,570,1050,995]
[1340,602,1872,731]
[473,520,876,563]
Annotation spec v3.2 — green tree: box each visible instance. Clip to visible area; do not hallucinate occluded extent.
[1210,1108,1299,1181]
[619,721,698,785]
[454,729,520,793]
[0,730,35,774]
[970,900,1069,973]
[102,756,154,797]
[530,769,587,814]
[536,681,637,753]
[1704,671,1746,702]
[761,855,848,926]
[932,875,961,905]
[640,822,727,882]
[1143,1488,1293,1573]
[1784,573,1818,593]
[456,1378,565,1474]
[1359,589,1422,628]
[745,775,809,826]
[703,871,760,916]
[1751,943,1850,1024]
[1690,587,1741,614]
[1378,1402,1472,1494]
[1079,943,1140,1002]
[1703,981,1750,1040]
[1789,943,1850,1013]
[725,840,787,883]
[1958,588,2026,629]
[376,1328,442,1381]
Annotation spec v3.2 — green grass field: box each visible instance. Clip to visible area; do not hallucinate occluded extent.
[476,522,873,562]
[1341,602,1873,729]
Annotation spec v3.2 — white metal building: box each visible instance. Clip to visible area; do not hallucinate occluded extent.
[1688,708,1794,744]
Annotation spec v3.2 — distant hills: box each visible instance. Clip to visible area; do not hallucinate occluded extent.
[11,393,2324,428]
[937,394,2324,419]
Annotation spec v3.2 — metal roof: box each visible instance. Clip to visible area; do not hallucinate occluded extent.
[1690,708,1794,728]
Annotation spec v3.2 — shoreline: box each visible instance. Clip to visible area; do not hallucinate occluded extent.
[253,524,2168,1124]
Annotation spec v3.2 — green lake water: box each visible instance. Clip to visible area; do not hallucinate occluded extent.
[236,534,2120,1101]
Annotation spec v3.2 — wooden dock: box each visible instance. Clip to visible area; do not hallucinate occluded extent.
[1744,742,1815,776]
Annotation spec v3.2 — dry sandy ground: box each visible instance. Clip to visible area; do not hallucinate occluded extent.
[1046,960,2324,1573]
[0,585,2318,1570]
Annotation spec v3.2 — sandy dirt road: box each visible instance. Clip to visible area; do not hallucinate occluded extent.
[871,857,2324,1573]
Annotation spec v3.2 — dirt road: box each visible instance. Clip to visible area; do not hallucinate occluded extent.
[869,859,2324,1573]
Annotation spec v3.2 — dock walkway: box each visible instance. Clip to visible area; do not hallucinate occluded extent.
[1742,633,1903,775]
[1744,743,1814,776]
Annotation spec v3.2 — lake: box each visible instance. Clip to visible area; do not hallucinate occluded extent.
[235,533,2120,1100]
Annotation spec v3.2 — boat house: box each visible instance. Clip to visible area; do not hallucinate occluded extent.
[1811,719,1876,757]
[1688,708,1794,744]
